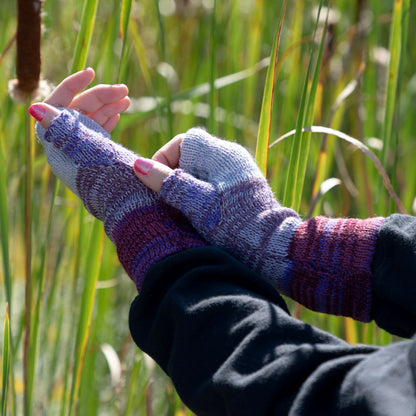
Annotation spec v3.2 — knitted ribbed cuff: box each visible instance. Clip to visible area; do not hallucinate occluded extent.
[284,216,385,322]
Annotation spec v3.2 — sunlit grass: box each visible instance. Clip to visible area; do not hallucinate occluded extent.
[282,0,326,211]
[1,304,10,416]
[255,0,287,175]
[0,0,414,413]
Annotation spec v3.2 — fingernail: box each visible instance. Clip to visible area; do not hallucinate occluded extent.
[134,158,153,175]
[28,104,46,122]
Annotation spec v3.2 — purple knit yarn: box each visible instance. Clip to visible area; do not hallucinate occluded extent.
[286,217,385,321]
[113,203,205,292]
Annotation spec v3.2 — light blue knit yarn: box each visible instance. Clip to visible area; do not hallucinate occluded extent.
[35,108,84,197]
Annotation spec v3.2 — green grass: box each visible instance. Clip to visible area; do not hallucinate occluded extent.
[0,0,415,414]
[255,0,287,175]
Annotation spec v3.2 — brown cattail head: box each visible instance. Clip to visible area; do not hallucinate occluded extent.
[10,0,43,103]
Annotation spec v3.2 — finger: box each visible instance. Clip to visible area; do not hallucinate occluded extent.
[88,96,130,125]
[29,102,61,129]
[44,68,96,107]
[69,84,129,114]
[152,134,184,168]
[101,114,121,133]
[133,157,173,192]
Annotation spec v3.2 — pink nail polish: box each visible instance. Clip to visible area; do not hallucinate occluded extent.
[28,104,46,122]
[134,158,153,175]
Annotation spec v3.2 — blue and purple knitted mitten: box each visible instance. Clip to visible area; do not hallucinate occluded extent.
[36,110,205,291]
[159,128,385,322]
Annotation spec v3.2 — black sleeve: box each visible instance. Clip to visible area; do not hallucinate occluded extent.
[129,247,416,416]
[372,214,416,338]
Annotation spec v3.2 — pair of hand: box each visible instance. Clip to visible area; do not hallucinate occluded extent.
[30,69,384,323]
[30,70,285,296]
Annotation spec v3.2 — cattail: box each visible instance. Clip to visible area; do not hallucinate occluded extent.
[9,0,43,102]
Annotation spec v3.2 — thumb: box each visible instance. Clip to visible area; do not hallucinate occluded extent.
[133,157,173,192]
[28,102,60,128]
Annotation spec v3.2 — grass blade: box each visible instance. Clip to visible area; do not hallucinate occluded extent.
[255,0,287,175]
[242,0,265,121]
[344,317,357,345]
[70,0,99,72]
[23,105,34,416]
[0,33,16,69]
[282,1,326,210]
[0,127,11,307]
[283,0,305,131]
[68,220,104,416]
[1,304,10,416]
[118,0,134,83]
[128,19,153,89]
[26,177,60,413]
[307,177,342,218]
[294,7,327,211]
[208,0,217,132]
[154,0,173,139]
[380,0,403,168]
[379,0,406,213]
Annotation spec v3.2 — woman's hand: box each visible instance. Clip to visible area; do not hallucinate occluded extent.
[40,68,130,132]
[132,134,184,191]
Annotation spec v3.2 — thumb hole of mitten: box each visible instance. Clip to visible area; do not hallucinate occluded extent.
[29,103,61,129]
[133,157,172,192]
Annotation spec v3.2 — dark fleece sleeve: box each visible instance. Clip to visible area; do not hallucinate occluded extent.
[129,246,416,416]
[372,214,416,338]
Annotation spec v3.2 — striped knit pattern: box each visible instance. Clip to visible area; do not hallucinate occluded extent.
[160,127,386,322]
[286,216,385,321]
[36,110,205,290]
[40,110,155,239]
[113,203,205,292]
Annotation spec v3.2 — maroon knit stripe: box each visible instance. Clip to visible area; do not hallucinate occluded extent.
[287,217,384,322]
[112,204,206,291]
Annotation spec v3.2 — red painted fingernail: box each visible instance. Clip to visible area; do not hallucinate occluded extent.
[134,158,153,175]
[28,104,46,122]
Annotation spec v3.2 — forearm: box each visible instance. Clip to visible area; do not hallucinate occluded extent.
[129,247,416,415]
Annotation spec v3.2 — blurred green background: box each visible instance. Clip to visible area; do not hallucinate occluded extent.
[0,0,414,414]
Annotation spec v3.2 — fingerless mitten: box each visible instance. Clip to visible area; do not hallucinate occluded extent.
[159,128,385,321]
[36,111,205,291]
